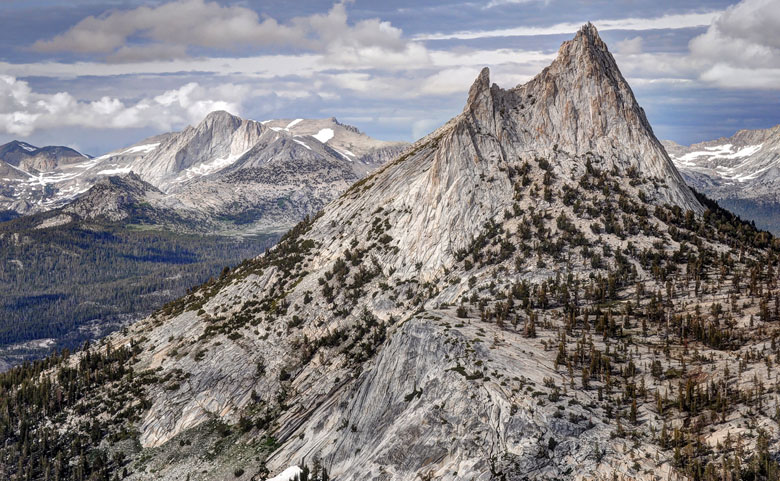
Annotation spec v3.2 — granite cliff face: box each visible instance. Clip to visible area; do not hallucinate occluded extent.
[664,125,780,233]
[5,24,780,481]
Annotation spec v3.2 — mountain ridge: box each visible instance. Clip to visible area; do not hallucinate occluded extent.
[664,123,780,233]
[3,24,780,481]
[0,114,407,235]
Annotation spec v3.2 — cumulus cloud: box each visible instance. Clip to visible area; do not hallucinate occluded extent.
[31,0,427,67]
[32,0,301,56]
[616,37,643,55]
[0,75,247,136]
[689,0,780,88]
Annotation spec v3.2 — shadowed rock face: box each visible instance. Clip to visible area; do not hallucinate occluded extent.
[61,172,164,222]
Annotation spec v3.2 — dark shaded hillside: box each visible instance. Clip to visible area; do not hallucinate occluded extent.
[714,198,780,235]
[0,218,278,366]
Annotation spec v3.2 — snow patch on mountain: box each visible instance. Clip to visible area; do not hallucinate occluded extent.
[27,171,82,185]
[121,143,160,155]
[173,148,251,182]
[285,119,303,130]
[292,139,312,150]
[313,128,334,143]
[265,466,302,481]
[97,167,133,176]
[676,144,763,164]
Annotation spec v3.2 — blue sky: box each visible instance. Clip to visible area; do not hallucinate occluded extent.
[0,0,778,155]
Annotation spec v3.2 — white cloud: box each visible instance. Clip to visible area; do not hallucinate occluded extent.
[0,76,247,136]
[420,67,483,95]
[0,55,323,80]
[688,0,780,88]
[31,0,427,68]
[415,11,722,41]
[32,0,302,56]
[602,0,780,91]
[0,47,556,81]
[616,36,643,55]
[699,65,780,89]
[411,118,443,139]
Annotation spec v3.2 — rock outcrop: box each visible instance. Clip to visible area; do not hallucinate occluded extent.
[61,172,165,222]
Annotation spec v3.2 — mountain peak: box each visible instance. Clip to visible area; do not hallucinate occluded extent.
[573,22,601,45]
[198,110,243,131]
[553,22,623,87]
[554,23,610,65]
[467,67,491,99]
[445,24,702,216]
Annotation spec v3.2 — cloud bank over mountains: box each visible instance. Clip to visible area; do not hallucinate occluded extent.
[1,0,779,152]
[0,76,245,136]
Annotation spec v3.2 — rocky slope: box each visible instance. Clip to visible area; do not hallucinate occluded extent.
[60,172,165,222]
[3,24,780,481]
[664,125,780,232]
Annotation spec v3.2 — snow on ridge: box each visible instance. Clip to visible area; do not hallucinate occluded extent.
[335,149,354,161]
[293,139,312,150]
[90,142,160,162]
[734,165,772,183]
[285,118,303,130]
[120,143,160,155]
[22,169,83,186]
[19,143,37,152]
[677,144,763,163]
[265,466,303,481]
[96,167,132,176]
[313,128,334,144]
[704,144,732,151]
[174,148,251,181]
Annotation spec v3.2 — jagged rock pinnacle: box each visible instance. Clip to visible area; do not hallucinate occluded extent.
[456,22,702,212]
[465,66,491,111]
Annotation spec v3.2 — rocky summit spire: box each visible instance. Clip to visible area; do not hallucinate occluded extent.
[457,23,702,212]
[463,66,498,134]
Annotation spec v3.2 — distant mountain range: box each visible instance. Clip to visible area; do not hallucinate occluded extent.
[663,125,780,233]
[0,113,406,235]
[0,114,405,369]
